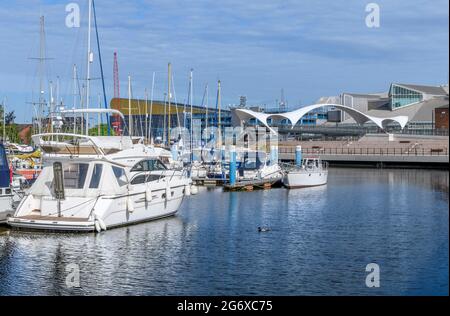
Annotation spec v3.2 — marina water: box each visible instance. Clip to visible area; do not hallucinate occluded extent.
[0,168,448,296]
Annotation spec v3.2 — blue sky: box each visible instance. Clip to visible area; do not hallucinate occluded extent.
[0,0,448,123]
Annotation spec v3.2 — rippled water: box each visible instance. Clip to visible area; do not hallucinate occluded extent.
[0,168,448,296]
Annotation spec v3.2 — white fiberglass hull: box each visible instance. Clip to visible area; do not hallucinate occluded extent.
[0,194,14,224]
[8,183,187,232]
[283,170,328,188]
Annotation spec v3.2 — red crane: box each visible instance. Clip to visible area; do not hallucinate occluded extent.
[112,51,122,134]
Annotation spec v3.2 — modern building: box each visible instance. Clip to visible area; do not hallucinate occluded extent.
[319,83,449,132]
[231,82,448,137]
[435,105,449,131]
[110,98,232,139]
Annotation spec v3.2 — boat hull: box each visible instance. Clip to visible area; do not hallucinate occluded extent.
[8,185,186,232]
[283,170,328,188]
[0,194,14,225]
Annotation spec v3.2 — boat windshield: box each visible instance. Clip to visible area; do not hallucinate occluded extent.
[131,159,168,172]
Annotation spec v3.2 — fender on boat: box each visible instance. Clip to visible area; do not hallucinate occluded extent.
[184,184,191,196]
[94,221,101,233]
[191,185,199,195]
[145,188,153,202]
[127,197,135,213]
[165,185,172,201]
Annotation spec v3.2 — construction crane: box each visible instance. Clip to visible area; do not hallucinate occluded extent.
[112,51,122,135]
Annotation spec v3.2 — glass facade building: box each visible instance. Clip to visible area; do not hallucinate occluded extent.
[110,98,232,140]
[390,84,423,110]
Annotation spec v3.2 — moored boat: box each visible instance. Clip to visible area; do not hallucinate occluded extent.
[7,110,192,232]
[282,157,328,189]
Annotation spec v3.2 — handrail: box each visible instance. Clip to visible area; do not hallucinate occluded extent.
[32,133,108,156]
[278,146,449,157]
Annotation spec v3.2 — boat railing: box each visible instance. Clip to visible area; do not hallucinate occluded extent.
[32,133,107,157]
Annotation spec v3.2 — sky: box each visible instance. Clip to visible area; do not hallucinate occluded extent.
[0,0,448,123]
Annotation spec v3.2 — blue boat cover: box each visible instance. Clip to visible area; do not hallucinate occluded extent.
[0,144,10,188]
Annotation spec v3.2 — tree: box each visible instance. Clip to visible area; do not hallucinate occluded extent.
[5,111,16,125]
[89,124,115,136]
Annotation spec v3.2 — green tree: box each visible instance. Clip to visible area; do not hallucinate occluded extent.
[88,124,115,136]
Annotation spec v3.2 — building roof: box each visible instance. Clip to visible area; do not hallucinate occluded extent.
[341,93,385,98]
[110,98,229,116]
[363,96,449,122]
[235,103,409,132]
[393,83,448,96]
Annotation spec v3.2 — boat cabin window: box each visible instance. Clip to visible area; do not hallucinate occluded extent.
[112,166,128,187]
[131,159,167,172]
[131,174,162,185]
[63,163,89,189]
[89,164,103,189]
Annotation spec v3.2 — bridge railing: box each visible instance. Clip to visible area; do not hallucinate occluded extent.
[278,147,449,157]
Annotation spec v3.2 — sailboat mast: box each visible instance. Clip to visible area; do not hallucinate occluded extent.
[215,80,222,146]
[73,64,77,134]
[128,76,133,137]
[38,16,46,135]
[49,81,54,135]
[190,69,194,149]
[145,88,148,142]
[2,98,6,142]
[205,84,209,145]
[167,63,172,146]
[149,72,155,142]
[98,93,101,136]
[86,0,93,135]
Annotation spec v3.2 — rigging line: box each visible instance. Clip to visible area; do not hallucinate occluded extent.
[92,0,111,136]
[171,73,182,135]
[199,84,208,146]
[137,98,144,138]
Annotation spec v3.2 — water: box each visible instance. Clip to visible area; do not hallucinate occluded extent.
[0,168,448,296]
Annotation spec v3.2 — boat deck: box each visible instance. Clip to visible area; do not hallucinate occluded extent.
[223,176,283,191]
[17,215,90,222]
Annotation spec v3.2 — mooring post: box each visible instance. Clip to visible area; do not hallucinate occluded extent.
[230,145,236,186]
[296,145,302,167]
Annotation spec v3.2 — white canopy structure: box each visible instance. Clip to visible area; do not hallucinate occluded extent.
[235,103,409,134]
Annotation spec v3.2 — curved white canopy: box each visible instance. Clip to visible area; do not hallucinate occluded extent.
[235,103,409,133]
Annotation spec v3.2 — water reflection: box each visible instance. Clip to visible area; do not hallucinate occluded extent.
[0,168,448,295]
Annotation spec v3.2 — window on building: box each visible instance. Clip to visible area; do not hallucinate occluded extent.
[390,85,423,109]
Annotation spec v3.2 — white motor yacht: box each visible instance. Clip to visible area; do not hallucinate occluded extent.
[8,111,192,232]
